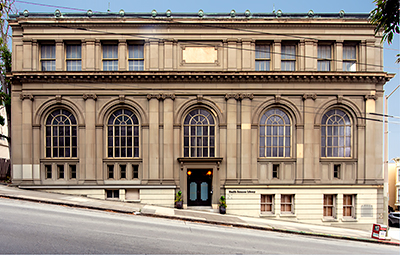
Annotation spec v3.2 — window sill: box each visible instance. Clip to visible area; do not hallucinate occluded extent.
[260,212,275,217]
[341,217,357,222]
[322,217,338,222]
[279,213,296,217]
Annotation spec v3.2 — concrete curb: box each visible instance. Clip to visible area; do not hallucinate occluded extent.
[139,212,400,246]
[1,193,399,246]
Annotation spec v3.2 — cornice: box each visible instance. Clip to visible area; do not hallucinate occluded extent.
[9,71,394,85]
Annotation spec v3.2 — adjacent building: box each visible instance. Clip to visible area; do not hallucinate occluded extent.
[9,9,394,227]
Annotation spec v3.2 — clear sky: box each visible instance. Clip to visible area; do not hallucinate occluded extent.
[13,0,400,161]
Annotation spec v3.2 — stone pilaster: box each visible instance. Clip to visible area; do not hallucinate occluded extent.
[302,94,318,183]
[20,94,34,180]
[83,94,97,183]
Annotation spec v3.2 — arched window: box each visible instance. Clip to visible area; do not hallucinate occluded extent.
[259,108,291,157]
[45,109,77,158]
[107,109,139,158]
[321,109,351,157]
[183,109,215,157]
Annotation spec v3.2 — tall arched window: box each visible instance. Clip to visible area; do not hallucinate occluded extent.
[107,109,139,158]
[45,109,77,158]
[321,109,351,157]
[183,109,215,157]
[259,108,291,157]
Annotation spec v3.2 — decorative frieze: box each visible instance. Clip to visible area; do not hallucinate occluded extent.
[20,94,34,101]
[225,93,254,100]
[82,94,97,101]
[146,93,175,100]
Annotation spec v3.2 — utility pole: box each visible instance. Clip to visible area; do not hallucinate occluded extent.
[384,84,400,230]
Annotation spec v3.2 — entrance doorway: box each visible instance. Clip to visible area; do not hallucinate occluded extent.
[187,169,212,206]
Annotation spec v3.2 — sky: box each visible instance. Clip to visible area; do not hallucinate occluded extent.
[12,0,400,161]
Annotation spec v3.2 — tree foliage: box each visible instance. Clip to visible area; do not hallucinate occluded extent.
[0,0,16,140]
[370,0,400,63]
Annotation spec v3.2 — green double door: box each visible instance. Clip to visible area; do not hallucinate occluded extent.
[187,169,212,206]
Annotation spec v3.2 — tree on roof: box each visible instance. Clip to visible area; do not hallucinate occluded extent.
[370,0,400,63]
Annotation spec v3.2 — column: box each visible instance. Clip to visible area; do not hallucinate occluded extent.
[241,96,253,182]
[304,39,317,71]
[164,40,173,71]
[335,41,343,71]
[21,94,33,180]
[32,40,38,71]
[241,40,252,71]
[359,41,366,72]
[83,94,97,183]
[149,39,159,71]
[118,39,127,71]
[148,96,159,182]
[226,95,237,183]
[273,40,281,71]
[163,96,174,183]
[32,124,40,183]
[95,39,101,70]
[302,94,318,183]
[85,39,96,71]
[55,40,64,71]
[227,39,237,71]
[366,39,376,72]
[22,39,32,71]
[298,40,305,71]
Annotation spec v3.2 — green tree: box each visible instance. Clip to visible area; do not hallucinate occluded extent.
[0,0,16,149]
[370,0,400,63]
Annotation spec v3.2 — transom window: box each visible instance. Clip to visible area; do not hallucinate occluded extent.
[103,44,118,71]
[259,108,291,157]
[45,109,77,158]
[321,109,351,157]
[41,44,55,71]
[107,109,140,158]
[255,44,270,71]
[66,45,82,71]
[128,45,144,71]
[183,109,215,157]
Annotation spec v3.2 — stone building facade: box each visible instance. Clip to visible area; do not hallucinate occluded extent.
[9,10,394,226]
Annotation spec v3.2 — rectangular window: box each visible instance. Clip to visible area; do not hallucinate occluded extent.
[398,189,400,203]
[255,44,270,71]
[398,169,400,182]
[261,195,274,213]
[343,45,356,71]
[41,44,56,71]
[323,194,336,218]
[120,165,126,179]
[343,194,356,218]
[281,194,294,213]
[128,45,144,71]
[106,190,119,199]
[69,165,76,179]
[45,165,52,179]
[318,45,331,71]
[281,45,296,71]
[57,165,64,179]
[272,164,279,179]
[103,44,118,71]
[334,164,341,179]
[108,165,114,179]
[133,165,139,179]
[66,45,82,71]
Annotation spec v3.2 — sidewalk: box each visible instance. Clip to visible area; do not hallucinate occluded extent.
[0,184,398,246]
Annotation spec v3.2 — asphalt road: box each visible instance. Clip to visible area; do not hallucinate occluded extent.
[0,198,398,254]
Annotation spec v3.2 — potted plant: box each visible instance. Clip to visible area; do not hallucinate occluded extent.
[175,190,183,209]
[219,195,227,214]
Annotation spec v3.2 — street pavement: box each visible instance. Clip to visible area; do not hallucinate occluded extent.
[0,183,398,246]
